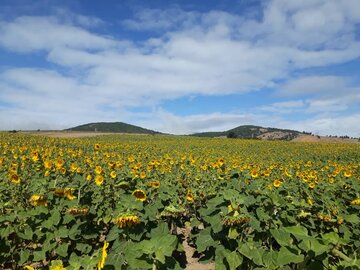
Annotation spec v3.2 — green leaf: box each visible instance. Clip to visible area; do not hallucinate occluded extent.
[203,215,223,233]
[107,226,121,242]
[224,250,243,270]
[283,225,309,240]
[223,189,239,201]
[50,209,61,226]
[228,227,239,239]
[56,243,69,257]
[155,249,166,264]
[150,222,169,237]
[76,243,92,254]
[69,252,82,269]
[321,232,339,244]
[68,223,80,240]
[54,226,68,238]
[33,250,46,261]
[0,226,14,238]
[256,208,270,221]
[19,249,30,264]
[215,246,227,270]
[20,227,33,240]
[196,229,215,253]
[262,250,278,268]
[270,228,292,246]
[343,214,359,224]
[238,242,263,266]
[299,238,329,256]
[276,247,304,266]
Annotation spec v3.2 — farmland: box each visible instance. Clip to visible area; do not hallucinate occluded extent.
[0,133,359,270]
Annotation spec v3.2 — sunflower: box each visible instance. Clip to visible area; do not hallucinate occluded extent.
[147,180,160,188]
[350,199,360,205]
[297,210,311,219]
[110,171,117,179]
[97,240,109,270]
[95,175,105,186]
[94,143,100,151]
[10,173,20,184]
[309,182,315,189]
[139,171,146,179]
[31,152,39,162]
[343,170,353,178]
[30,195,48,206]
[49,261,66,270]
[113,214,140,228]
[186,190,194,202]
[70,163,78,172]
[44,160,52,169]
[250,170,259,178]
[273,179,282,188]
[132,189,146,201]
[55,158,64,169]
[223,212,250,226]
[24,266,35,270]
[307,197,313,206]
[95,165,103,175]
[53,188,76,200]
[86,174,92,181]
[67,207,89,216]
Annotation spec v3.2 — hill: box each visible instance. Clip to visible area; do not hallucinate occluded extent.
[191,125,302,141]
[66,122,161,134]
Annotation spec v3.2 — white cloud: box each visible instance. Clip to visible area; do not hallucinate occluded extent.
[0,2,360,135]
[279,113,360,137]
[122,7,198,31]
[0,16,116,52]
[278,76,350,96]
[260,100,306,113]
[148,110,256,134]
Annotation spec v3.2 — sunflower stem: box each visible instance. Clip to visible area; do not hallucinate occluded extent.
[332,248,352,262]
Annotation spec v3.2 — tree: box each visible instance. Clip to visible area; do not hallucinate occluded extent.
[227,131,237,139]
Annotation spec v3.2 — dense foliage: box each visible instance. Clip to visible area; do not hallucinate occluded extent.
[0,133,359,269]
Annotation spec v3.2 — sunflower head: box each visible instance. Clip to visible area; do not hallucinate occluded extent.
[273,179,282,188]
[30,195,48,206]
[10,173,20,184]
[95,175,105,186]
[186,190,194,202]
[67,207,89,216]
[147,180,160,188]
[132,189,146,201]
[350,198,360,205]
[94,143,100,151]
[113,213,141,228]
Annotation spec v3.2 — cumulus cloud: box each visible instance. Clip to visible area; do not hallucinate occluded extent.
[122,7,199,31]
[278,76,350,96]
[0,16,116,52]
[0,1,360,135]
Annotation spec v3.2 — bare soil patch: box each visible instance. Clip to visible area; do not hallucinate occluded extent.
[293,135,359,143]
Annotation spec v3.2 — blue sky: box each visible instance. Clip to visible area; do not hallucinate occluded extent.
[1,0,360,135]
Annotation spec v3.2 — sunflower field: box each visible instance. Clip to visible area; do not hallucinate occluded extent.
[0,133,359,270]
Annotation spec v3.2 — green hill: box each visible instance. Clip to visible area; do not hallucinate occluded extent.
[191,125,302,140]
[66,122,161,134]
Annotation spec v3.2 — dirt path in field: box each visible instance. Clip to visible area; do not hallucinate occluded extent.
[179,226,215,270]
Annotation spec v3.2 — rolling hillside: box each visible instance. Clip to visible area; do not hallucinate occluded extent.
[191,125,303,140]
[66,122,161,134]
